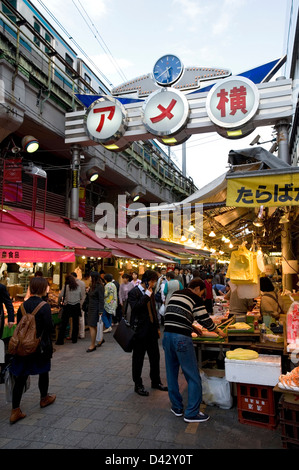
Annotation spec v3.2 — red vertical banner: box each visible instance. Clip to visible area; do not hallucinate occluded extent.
[79,186,86,218]
[3,158,23,202]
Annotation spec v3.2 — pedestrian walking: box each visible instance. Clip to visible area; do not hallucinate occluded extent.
[102,273,117,333]
[9,277,56,424]
[71,272,86,338]
[86,272,104,352]
[55,274,82,345]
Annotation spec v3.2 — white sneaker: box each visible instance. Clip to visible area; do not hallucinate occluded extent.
[103,327,112,333]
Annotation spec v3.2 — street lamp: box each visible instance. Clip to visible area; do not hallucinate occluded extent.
[21,135,39,153]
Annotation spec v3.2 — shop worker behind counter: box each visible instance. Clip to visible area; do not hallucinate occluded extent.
[224,284,254,321]
[127,270,168,396]
[162,278,226,423]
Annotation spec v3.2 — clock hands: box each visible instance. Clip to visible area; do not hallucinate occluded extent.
[155,66,173,81]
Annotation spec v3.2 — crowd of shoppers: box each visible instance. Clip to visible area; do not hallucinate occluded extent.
[2,259,285,426]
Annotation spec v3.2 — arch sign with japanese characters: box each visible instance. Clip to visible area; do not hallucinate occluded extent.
[67,56,293,150]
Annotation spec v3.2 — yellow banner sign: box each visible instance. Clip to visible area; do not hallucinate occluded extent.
[227,173,299,207]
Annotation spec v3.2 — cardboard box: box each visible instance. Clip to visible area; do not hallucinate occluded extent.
[225,354,281,386]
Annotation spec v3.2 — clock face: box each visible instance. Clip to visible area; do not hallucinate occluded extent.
[153,55,183,86]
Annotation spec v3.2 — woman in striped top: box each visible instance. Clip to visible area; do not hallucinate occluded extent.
[162,278,226,423]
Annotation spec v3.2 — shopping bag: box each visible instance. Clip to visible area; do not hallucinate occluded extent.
[159,304,165,316]
[200,370,232,409]
[4,364,30,404]
[96,315,103,343]
[113,318,135,352]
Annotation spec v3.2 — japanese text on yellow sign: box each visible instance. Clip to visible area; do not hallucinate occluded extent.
[227,173,299,207]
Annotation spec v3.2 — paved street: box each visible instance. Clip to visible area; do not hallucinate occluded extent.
[0,327,283,451]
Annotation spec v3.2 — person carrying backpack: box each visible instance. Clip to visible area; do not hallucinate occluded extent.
[8,276,55,424]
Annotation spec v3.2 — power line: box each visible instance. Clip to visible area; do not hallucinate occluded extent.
[36,0,114,88]
[74,0,127,83]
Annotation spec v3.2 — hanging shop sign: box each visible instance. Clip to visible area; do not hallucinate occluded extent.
[84,96,128,145]
[226,172,299,207]
[141,88,190,137]
[206,76,259,139]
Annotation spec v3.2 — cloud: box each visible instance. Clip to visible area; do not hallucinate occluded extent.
[212,0,246,36]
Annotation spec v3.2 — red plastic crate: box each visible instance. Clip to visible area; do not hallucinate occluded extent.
[279,397,299,449]
[237,383,278,429]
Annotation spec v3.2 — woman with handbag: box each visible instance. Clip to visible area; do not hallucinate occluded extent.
[86,272,104,352]
[55,275,82,345]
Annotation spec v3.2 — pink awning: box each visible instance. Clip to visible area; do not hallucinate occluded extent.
[1,210,112,258]
[0,213,75,263]
[107,241,171,262]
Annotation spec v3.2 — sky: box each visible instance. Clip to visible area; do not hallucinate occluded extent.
[31,0,289,188]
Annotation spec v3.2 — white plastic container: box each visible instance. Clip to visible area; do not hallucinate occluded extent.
[225,354,281,386]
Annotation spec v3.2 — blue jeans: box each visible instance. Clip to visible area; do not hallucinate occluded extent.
[162,332,202,419]
[102,309,112,328]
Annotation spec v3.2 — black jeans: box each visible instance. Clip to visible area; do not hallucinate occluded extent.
[132,333,161,388]
[56,303,81,344]
[12,372,49,409]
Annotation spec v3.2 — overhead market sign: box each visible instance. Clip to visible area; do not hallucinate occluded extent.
[226,173,299,207]
[66,57,293,149]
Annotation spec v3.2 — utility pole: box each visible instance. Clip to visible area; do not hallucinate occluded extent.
[275,77,293,291]
[70,144,81,220]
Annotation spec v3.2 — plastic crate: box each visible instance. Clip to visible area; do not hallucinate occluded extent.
[237,383,278,429]
[279,397,299,449]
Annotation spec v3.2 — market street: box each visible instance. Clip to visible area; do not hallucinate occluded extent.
[0,327,282,450]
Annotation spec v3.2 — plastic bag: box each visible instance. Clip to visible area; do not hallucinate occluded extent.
[96,315,103,342]
[159,304,165,316]
[200,370,233,409]
[237,282,260,299]
[4,365,30,404]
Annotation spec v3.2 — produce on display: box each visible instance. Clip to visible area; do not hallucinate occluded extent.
[226,348,259,360]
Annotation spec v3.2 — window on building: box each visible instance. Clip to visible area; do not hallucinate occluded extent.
[33,20,41,47]
[65,54,74,77]
[45,31,53,54]
[2,0,17,23]
[84,73,91,92]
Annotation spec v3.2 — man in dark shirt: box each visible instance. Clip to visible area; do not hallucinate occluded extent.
[162,278,226,423]
[128,270,167,397]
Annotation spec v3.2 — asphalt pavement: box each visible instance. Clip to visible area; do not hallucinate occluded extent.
[0,325,284,454]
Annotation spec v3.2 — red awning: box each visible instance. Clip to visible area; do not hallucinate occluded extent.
[0,212,75,262]
[107,241,172,262]
[2,210,112,258]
